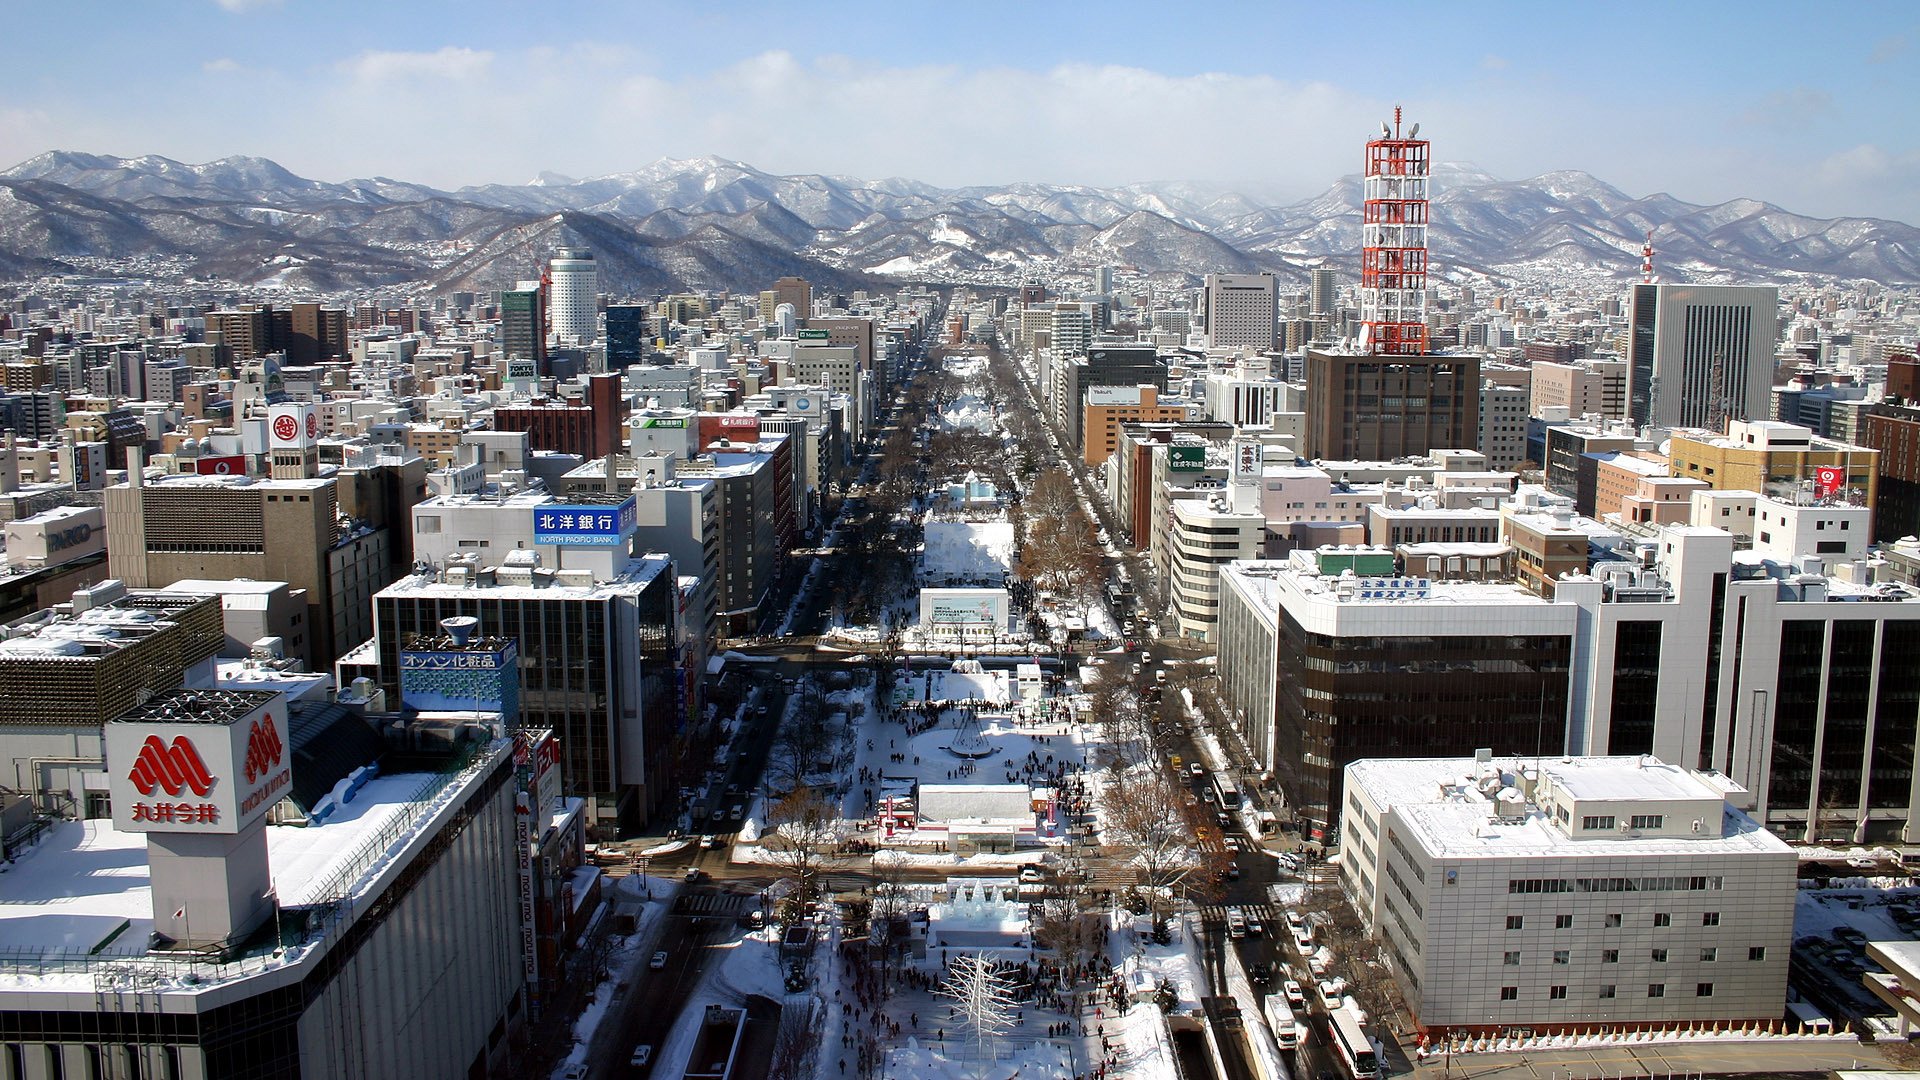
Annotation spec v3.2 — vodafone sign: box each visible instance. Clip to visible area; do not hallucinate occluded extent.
[106,695,292,834]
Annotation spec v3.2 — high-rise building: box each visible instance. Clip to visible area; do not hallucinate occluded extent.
[1303,349,1480,460]
[289,301,348,363]
[1202,273,1278,351]
[605,304,650,367]
[490,372,628,459]
[1531,359,1629,419]
[765,276,812,321]
[1048,304,1093,359]
[500,282,548,373]
[1627,284,1779,430]
[104,468,391,667]
[204,306,271,363]
[372,555,682,833]
[1309,267,1337,318]
[547,248,598,345]
[1360,109,1430,355]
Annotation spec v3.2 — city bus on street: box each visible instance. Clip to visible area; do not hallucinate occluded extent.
[1328,1002,1379,1080]
[1213,775,1242,812]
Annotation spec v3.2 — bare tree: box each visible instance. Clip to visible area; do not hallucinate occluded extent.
[937,953,1021,1063]
[1024,468,1079,524]
[1100,768,1205,932]
[767,997,823,1080]
[1086,679,1153,767]
[762,787,844,904]
[768,687,840,794]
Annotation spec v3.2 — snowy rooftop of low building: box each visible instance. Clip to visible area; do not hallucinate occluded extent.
[0,769,453,963]
[379,555,669,599]
[1347,756,1789,861]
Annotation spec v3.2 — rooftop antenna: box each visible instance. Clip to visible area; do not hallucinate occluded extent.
[1640,230,1657,285]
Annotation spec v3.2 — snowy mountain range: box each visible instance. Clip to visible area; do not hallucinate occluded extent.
[2,150,1916,293]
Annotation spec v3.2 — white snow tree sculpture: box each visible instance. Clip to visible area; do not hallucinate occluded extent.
[937,953,1020,1063]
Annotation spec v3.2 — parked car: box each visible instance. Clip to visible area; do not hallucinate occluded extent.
[1283,980,1307,1008]
[630,1044,654,1068]
[685,867,705,883]
[700,834,720,849]
[1019,865,1047,883]
[649,950,669,970]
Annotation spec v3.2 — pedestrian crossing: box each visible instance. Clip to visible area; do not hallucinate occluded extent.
[674,892,751,916]
[1196,900,1282,930]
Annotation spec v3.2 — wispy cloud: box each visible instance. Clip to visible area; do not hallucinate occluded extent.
[201,58,244,75]
[212,0,281,12]
[1868,33,1908,64]
[1479,54,1509,71]
[1740,87,1835,130]
[339,46,494,84]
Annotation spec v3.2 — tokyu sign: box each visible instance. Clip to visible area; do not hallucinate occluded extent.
[106,694,292,834]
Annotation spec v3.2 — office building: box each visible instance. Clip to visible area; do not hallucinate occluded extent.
[1049,304,1093,359]
[500,282,547,373]
[104,467,391,668]
[547,249,597,345]
[1310,268,1337,319]
[765,277,811,321]
[369,554,681,833]
[1480,381,1530,470]
[1220,522,1920,845]
[1666,420,1878,513]
[605,304,650,367]
[1530,359,1628,420]
[1627,284,1779,430]
[1864,401,1920,541]
[490,373,628,460]
[1202,273,1278,351]
[1303,350,1480,461]
[1341,754,1794,1035]
[289,302,348,364]
[1164,481,1266,642]
[1081,385,1192,467]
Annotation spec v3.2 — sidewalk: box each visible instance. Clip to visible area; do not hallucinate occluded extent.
[1396,1033,1887,1078]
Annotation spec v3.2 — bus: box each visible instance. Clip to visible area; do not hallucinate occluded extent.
[1328,1003,1379,1080]
[1213,776,1243,812]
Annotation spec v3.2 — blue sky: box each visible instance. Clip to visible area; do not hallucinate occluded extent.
[4,0,1915,220]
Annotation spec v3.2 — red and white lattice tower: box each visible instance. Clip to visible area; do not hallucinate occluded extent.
[1640,230,1657,284]
[1360,106,1430,355]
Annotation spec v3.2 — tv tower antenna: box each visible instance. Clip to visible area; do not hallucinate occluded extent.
[1360,105,1430,356]
[1640,230,1657,284]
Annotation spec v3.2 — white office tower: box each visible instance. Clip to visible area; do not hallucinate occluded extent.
[775,302,798,338]
[1202,272,1278,351]
[1341,754,1794,1036]
[548,248,599,345]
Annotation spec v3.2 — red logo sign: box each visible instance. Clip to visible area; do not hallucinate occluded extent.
[306,412,319,439]
[272,415,298,442]
[128,735,215,798]
[196,455,246,476]
[1815,466,1845,497]
[242,718,284,785]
